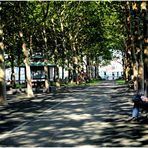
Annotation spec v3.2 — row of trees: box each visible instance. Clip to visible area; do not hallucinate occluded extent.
[0,1,147,104]
[123,1,148,96]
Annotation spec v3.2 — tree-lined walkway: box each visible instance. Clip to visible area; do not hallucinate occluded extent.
[0,81,148,147]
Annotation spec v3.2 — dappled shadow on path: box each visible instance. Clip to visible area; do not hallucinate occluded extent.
[0,82,148,147]
[0,94,64,134]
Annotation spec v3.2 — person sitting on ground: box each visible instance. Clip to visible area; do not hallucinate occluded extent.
[128,94,148,121]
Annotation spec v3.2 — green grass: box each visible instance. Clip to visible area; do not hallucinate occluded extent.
[67,79,102,87]
[115,79,125,85]
[88,79,102,85]
[15,83,26,88]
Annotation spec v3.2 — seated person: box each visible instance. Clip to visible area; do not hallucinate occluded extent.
[128,94,148,121]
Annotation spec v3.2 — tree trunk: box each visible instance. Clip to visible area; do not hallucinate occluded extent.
[18,66,21,85]
[131,42,138,91]
[44,63,49,92]
[86,55,91,81]
[22,43,34,97]
[0,29,7,105]
[124,46,131,82]
[43,25,49,92]
[138,63,144,94]
[141,2,148,96]
[125,3,133,83]
[10,54,16,88]
[143,38,148,97]
[138,42,144,94]
[17,2,34,97]
[94,57,98,79]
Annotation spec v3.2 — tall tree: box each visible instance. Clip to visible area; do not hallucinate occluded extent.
[0,4,7,104]
[141,2,148,96]
[18,2,34,97]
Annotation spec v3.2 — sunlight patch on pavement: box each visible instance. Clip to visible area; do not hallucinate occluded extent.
[39,126,56,131]
[31,98,44,102]
[18,139,38,146]
[77,145,98,148]
[59,127,79,131]
[63,113,92,121]
[10,131,28,137]
[56,138,78,144]
[138,136,148,142]
[84,121,111,128]
[56,137,86,145]
[120,139,141,146]
[74,108,83,112]
[142,126,148,132]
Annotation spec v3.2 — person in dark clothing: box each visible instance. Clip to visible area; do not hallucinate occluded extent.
[128,94,148,121]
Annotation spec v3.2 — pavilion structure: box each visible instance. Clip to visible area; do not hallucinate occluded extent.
[19,52,57,89]
[30,53,57,88]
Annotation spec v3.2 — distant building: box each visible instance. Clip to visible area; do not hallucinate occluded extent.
[99,60,123,80]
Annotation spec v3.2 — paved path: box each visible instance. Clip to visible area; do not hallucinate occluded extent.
[0,81,148,147]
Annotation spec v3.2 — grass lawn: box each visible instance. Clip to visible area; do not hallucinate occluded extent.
[115,79,125,85]
[88,79,102,85]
